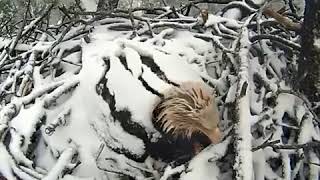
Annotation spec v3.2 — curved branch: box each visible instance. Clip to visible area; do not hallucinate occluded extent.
[250,34,301,51]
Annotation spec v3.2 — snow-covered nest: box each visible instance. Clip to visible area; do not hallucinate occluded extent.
[0,1,319,180]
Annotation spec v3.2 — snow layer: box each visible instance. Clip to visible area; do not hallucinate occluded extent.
[2,3,319,180]
[0,22,218,180]
[181,138,230,180]
[233,28,253,180]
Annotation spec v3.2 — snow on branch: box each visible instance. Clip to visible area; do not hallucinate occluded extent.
[250,34,301,51]
[0,1,319,180]
[233,27,253,180]
[42,145,79,180]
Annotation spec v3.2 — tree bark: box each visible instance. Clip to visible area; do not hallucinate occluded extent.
[297,0,320,115]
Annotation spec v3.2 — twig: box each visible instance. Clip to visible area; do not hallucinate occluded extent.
[95,143,105,162]
[9,0,31,55]
[252,139,280,152]
[250,34,301,51]
[308,161,320,167]
[288,0,297,15]
[253,140,320,151]
[126,162,154,173]
[96,164,130,177]
[161,0,168,6]
[255,1,270,59]
[128,0,137,38]
[45,108,71,135]
[61,59,82,67]
[43,79,79,108]
[179,0,233,13]
[42,146,78,180]
[220,1,257,15]
[193,33,234,53]
[21,4,55,37]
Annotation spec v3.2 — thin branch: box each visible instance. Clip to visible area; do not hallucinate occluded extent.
[9,0,31,55]
[253,140,320,151]
[252,140,280,152]
[263,7,301,32]
[250,34,301,51]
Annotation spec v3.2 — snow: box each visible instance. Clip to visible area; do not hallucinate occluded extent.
[309,151,320,180]
[91,117,146,156]
[235,91,253,180]
[61,175,95,180]
[104,55,158,132]
[1,2,320,180]
[181,138,230,180]
[273,93,301,124]
[314,38,320,49]
[23,17,41,35]
[9,128,34,167]
[4,23,215,179]
[0,38,12,49]
[42,146,77,180]
[10,102,44,149]
[80,0,97,11]
[34,137,56,172]
[205,14,242,29]
[251,0,265,6]
[297,114,315,144]
[225,83,236,103]
[223,8,242,20]
[292,0,305,16]
[160,165,185,180]
[123,47,143,78]
[0,143,17,180]
[233,28,253,180]
[252,150,265,180]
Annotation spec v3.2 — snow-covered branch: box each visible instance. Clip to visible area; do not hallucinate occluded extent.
[0,1,319,180]
[233,27,253,180]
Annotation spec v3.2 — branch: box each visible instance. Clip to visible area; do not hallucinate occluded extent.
[21,4,55,37]
[263,7,301,32]
[42,146,78,180]
[233,27,253,180]
[193,33,234,53]
[252,140,280,152]
[160,165,185,180]
[180,0,234,13]
[43,79,79,108]
[253,140,320,151]
[8,0,31,55]
[250,34,301,51]
[45,108,71,135]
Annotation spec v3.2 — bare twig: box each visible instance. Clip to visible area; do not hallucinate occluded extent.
[253,140,320,151]
[252,139,280,152]
[128,0,137,37]
[9,0,31,55]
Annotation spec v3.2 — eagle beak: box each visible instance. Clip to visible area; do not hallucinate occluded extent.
[207,127,221,144]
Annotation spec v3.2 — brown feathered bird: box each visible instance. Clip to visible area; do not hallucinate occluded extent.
[152,81,221,146]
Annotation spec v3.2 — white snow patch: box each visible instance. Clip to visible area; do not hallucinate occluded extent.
[314,38,320,49]
[181,138,230,180]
